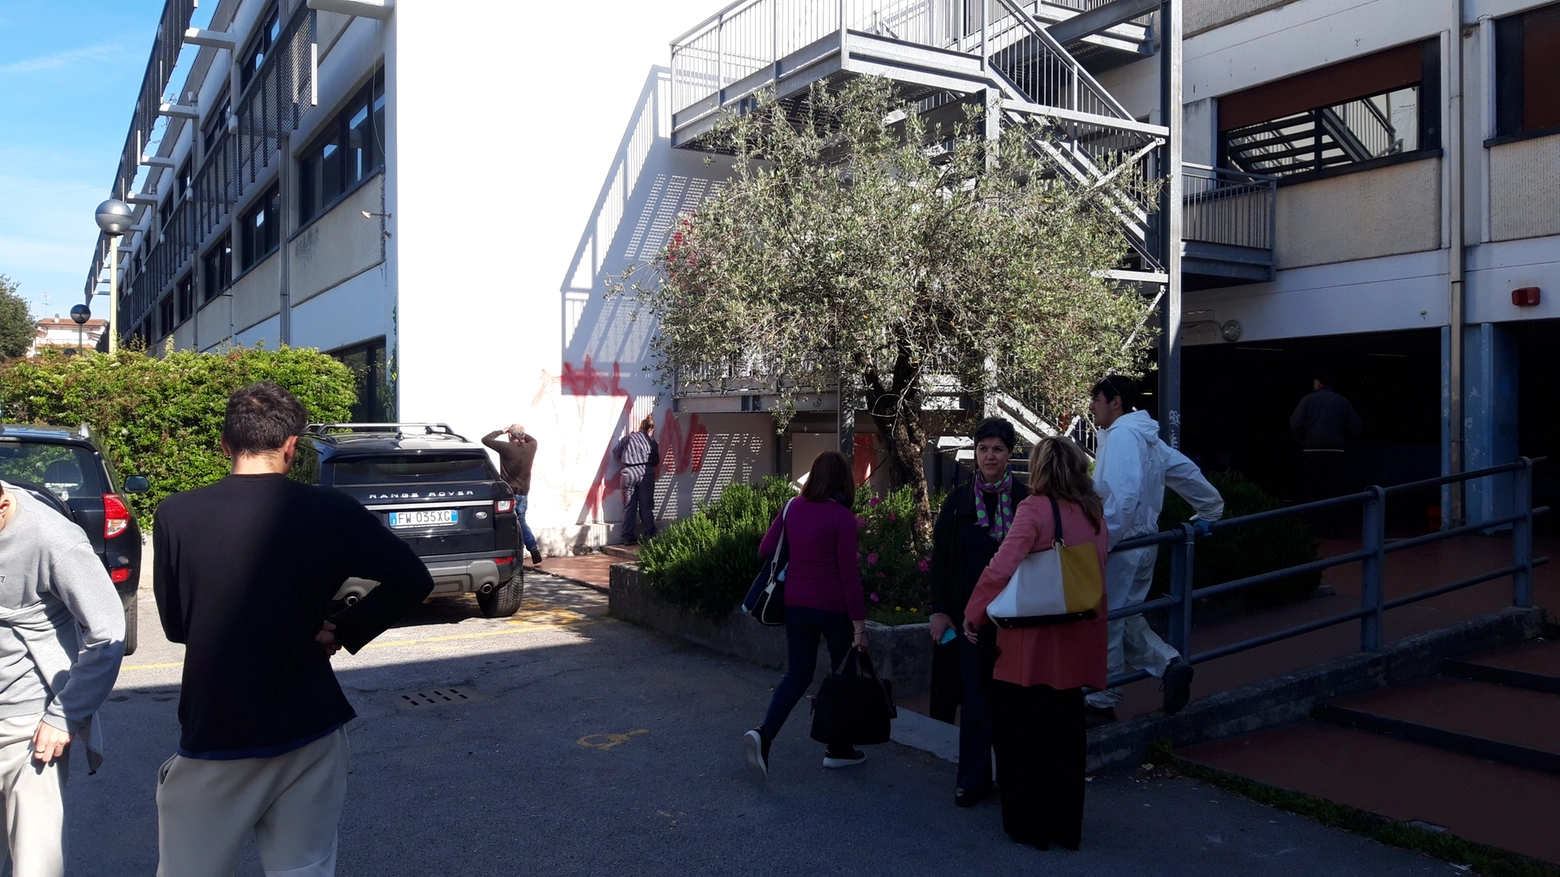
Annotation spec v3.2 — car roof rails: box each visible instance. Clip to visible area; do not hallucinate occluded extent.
[304,423,465,440]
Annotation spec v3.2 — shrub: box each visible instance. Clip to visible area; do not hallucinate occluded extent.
[639,477,796,616]
[853,485,935,622]
[0,345,357,521]
[1152,469,1321,609]
[639,477,941,623]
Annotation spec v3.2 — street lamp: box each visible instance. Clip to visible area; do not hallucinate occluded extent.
[69,304,91,353]
[94,199,135,353]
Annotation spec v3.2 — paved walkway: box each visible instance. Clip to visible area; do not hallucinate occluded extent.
[82,574,1468,875]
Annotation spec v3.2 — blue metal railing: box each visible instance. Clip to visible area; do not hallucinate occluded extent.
[1102,458,1550,692]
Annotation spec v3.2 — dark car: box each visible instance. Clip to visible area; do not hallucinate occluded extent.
[0,425,148,654]
[291,423,523,617]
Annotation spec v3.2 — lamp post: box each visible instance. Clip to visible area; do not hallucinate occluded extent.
[69,304,91,353]
[94,199,135,354]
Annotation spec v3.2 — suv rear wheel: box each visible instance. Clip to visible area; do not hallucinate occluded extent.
[121,593,138,656]
[476,571,524,618]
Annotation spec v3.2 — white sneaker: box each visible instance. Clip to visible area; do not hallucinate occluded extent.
[743,729,768,780]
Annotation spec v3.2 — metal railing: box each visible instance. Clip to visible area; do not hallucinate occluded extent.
[1182,164,1277,250]
[1103,459,1550,692]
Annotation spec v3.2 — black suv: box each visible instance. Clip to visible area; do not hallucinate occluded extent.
[292,423,523,617]
[0,425,148,654]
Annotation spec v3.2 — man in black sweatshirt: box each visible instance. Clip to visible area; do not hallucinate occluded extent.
[152,382,434,877]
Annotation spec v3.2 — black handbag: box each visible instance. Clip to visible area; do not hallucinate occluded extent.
[741,498,794,626]
[810,649,897,746]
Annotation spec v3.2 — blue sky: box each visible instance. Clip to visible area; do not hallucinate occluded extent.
[0,0,213,319]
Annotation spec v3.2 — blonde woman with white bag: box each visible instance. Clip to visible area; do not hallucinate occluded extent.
[962,436,1109,851]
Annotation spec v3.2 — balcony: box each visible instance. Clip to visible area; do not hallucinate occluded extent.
[1182,164,1277,288]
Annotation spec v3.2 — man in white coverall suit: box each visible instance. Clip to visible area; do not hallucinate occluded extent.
[1084,376,1224,726]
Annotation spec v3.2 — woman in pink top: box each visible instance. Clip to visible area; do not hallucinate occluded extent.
[963,436,1109,851]
[743,452,868,780]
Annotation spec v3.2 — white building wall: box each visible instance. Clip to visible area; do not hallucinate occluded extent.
[392,1,754,551]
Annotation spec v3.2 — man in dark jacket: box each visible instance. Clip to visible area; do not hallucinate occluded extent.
[483,424,541,565]
[152,382,434,877]
[1290,375,1365,533]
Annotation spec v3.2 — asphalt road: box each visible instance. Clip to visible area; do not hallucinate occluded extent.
[53,573,1466,876]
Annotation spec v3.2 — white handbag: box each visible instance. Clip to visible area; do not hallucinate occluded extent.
[986,496,1104,629]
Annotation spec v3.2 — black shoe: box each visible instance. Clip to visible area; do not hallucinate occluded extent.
[822,747,866,768]
[1161,658,1194,715]
[743,729,770,780]
[1084,705,1118,728]
[529,547,543,565]
[954,787,988,808]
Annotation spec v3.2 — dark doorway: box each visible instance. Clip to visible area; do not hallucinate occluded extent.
[331,337,395,423]
[1176,328,1442,528]
[1513,319,1560,532]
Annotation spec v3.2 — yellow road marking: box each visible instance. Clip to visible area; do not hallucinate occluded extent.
[577,729,648,750]
[120,603,592,669]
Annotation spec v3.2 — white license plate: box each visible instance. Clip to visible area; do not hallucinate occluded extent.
[389,509,458,528]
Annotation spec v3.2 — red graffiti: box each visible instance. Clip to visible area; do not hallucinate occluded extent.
[559,355,628,397]
[657,410,708,476]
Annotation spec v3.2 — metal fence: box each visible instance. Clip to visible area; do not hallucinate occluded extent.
[1103,459,1550,692]
[1181,164,1277,250]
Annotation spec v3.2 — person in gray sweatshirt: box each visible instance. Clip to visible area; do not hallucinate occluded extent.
[0,480,127,877]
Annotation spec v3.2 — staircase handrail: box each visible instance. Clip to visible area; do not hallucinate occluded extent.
[987,0,1135,121]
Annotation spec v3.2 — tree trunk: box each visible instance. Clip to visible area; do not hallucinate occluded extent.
[864,349,934,548]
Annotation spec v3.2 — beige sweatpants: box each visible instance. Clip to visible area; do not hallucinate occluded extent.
[0,714,69,877]
[156,726,350,877]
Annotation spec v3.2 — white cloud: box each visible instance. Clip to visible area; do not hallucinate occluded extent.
[0,42,131,76]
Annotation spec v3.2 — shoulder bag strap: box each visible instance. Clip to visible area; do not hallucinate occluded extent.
[774,497,795,559]
[1049,495,1065,548]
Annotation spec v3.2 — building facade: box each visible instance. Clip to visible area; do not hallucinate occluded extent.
[86,0,1548,547]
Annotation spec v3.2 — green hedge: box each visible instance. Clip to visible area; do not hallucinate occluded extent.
[639,477,938,623]
[1153,469,1321,608]
[0,346,357,521]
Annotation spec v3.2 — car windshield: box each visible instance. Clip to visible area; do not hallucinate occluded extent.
[0,442,104,501]
[329,454,495,485]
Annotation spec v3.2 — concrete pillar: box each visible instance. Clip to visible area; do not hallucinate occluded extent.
[1463,322,1518,526]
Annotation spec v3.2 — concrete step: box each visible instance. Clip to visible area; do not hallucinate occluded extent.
[600,544,641,561]
[1444,639,1560,694]
[1315,676,1560,774]
[1177,721,1560,865]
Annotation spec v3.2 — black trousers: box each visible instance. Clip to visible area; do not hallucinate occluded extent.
[991,681,1087,850]
[620,471,657,541]
[1299,450,1349,536]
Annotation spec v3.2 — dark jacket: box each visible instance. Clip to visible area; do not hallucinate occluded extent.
[482,431,538,496]
[1289,387,1364,450]
[929,475,1031,619]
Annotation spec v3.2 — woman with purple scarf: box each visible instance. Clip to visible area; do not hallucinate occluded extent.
[927,418,1027,808]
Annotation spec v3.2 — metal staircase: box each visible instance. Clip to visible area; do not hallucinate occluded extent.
[1223,94,1402,178]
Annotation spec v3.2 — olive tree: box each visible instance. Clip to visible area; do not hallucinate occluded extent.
[616,77,1154,536]
[0,276,34,360]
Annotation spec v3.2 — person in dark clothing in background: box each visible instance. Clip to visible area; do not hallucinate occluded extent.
[1290,375,1365,535]
[483,424,542,565]
[152,382,434,877]
[612,416,660,544]
[927,417,1027,809]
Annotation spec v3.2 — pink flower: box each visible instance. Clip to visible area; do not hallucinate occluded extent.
[867,553,878,565]
[876,572,886,578]
[917,558,930,573]
[870,592,880,602]
[868,497,881,507]
[888,512,897,520]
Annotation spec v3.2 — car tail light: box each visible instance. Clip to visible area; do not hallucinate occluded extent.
[496,556,514,566]
[103,494,130,539]
[110,568,132,584]
[494,499,514,514]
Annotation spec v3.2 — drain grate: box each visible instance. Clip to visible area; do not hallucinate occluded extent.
[391,686,485,710]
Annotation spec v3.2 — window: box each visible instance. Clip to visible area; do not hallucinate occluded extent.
[157,197,172,238]
[330,455,494,486]
[1495,6,1560,138]
[240,5,281,94]
[176,274,194,324]
[202,235,232,302]
[298,69,387,224]
[239,185,280,271]
[203,97,231,153]
[331,338,394,422]
[177,159,192,201]
[1219,41,1439,179]
[159,295,175,339]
